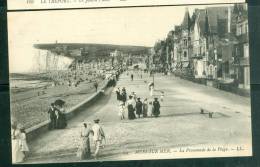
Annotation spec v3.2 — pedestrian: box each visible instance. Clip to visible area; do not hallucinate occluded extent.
[135,97,143,118]
[11,123,25,163]
[148,81,154,90]
[108,78,113,87]
[150,84,154,97]
[147,101,153,117]
[142,98,148,117]
[77,123,91,160]
[127,95,136,120]
[91,119,105,159]
[112,76,116,87]
[131,74,134,81]
[131,92,137,102]
[19,128,29,159]
[118,102,125,120]
[47,103,57,130]
[116,72,119,81]
[121,88,127,105]
[55,100,67,129]
[160,91,164,102]
[115,87,121,103]
[94,81,98,92]
[153,98,160,117]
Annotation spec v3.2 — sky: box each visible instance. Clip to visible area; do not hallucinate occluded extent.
[7,4,233,73]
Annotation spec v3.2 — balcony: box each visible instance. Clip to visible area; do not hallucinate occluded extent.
[236,33,249,43]
[233,56,249,66]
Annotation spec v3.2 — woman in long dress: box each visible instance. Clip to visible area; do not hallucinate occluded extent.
[19,128,29,158]
[56,105,67,129]
[142,98,148,117]
[147,101,153,117]
[77,123,91,160]
[11,124,25,163]
[153,98,160,117]
[127,96,136,120]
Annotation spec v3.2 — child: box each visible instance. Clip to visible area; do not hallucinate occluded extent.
[19,128,29,158]
[118,102,125,120]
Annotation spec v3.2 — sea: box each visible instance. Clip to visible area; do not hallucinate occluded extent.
[10,73,51,90]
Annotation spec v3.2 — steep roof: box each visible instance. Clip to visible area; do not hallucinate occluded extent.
[194,9,206,35]
[181,8,191,30]
[193,6,232,35]
[207,6,230,33]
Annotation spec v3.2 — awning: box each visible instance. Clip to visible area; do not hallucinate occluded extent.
[182,62,189,68]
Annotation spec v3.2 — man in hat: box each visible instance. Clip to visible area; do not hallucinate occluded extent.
[115,87,121,103]
[91,119,105,159]
[121,87,127,105]
[94,81,98,92]
[47,103,57,130]
[135,97,143,118]
[153,98,160,117]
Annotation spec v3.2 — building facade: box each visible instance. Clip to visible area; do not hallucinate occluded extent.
[154,4,249,91]
[233,4,250,89]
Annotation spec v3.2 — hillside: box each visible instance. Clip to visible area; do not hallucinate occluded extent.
[34,43,151,59]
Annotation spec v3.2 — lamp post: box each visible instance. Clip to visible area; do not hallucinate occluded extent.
[153,72,155,88]
[152,65,155,88]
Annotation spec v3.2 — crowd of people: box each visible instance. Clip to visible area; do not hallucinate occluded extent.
[12,68,164,162]
[115,86,161,120]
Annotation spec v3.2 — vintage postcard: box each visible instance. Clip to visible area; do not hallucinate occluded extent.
[7,0,245,10]
[8,3,252,164]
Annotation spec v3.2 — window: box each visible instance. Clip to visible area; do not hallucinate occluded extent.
[184,51,187,58]
[245,23,248,34]
[209,65,213,76]
[184,39,187,46]
[236,24,242,36]
[244,43,249,58]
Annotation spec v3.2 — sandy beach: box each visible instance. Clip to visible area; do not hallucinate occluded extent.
[10,73,107,129]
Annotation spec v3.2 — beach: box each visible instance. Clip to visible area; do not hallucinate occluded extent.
[10,72,106,129]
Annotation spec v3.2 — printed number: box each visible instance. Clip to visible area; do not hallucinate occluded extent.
[27,0,34,4]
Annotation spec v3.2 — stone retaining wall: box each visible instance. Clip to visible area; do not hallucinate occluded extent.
[25,80,109,142]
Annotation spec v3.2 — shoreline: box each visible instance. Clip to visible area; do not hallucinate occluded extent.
[10,76,107,129]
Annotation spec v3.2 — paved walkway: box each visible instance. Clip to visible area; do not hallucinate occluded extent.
[24,72,251,163]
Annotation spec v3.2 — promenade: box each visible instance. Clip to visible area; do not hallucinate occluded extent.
[25,71,251,163]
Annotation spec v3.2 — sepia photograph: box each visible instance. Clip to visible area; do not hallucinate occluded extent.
[8,3,252,164]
